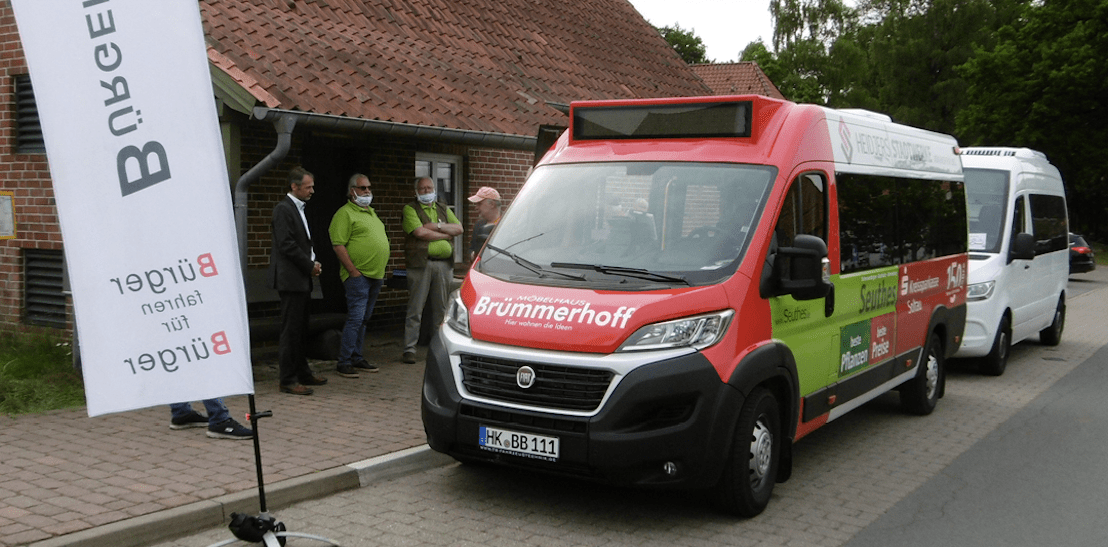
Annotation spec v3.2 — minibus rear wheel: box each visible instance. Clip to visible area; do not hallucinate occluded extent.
[901,332,943,415]
[980,315,1011,376]
[714,387,780,518]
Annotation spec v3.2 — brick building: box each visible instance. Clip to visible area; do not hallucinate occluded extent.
[0,0,714,346]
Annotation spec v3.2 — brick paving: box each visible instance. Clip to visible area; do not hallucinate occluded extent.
[1,330,431,547]
[4,269,1108,547]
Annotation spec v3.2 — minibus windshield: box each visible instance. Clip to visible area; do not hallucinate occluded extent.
[476,162,776,287]
[964,168,1010,254]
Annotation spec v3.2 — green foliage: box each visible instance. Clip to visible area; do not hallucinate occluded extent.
[657,23,711,65]
[0,331,85,415]
[957,0,1108,240]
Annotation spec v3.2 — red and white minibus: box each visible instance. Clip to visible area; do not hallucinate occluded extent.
[422,95,968,516]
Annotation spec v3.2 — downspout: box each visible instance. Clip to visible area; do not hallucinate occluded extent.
[234,112,296,272]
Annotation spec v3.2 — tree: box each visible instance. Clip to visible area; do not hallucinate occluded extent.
[657,23,711,65]
[767,0,857,103]
[832,0,1019,134]
[958,0,1108,239]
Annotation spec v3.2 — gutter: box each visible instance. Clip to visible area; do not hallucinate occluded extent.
[233,107,538,271]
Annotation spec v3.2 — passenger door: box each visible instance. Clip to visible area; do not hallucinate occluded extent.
[1026,193,1068,331]
[1007,196,1038,339]
[767,172,836,396]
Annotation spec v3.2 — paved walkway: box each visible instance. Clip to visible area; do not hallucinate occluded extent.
[1,330,449,547]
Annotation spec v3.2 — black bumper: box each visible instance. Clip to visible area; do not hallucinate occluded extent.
[421,335,744,489]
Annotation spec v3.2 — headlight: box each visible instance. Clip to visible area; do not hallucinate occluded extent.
[617,310,734,352]
[966,280,995,302]
[445,290,470,336]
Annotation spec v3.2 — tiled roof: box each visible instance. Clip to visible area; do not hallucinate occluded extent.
[690,62,786,100]
[200,0,712,137]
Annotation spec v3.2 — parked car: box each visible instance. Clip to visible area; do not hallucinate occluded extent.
[1069,233,1096,274]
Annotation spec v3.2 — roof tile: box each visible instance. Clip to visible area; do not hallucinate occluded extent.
[691,62,786,100]
[200,0,710,135]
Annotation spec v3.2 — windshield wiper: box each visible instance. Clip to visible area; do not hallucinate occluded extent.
[550,262,689,285]
[485,244,586,280]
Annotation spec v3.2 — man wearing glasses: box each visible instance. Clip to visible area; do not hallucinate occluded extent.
[329,173,390,378]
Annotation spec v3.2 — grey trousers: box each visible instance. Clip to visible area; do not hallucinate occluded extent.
[403,259,453,352]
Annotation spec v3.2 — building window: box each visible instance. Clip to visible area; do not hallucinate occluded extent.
[416,153,463,261]
[14,74,46,154]
[24,249,67,328]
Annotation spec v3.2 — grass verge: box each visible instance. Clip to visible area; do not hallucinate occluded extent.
[0,331,85,416]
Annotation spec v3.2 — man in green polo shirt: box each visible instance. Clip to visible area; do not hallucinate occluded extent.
[329,173,390,378]
[401,176,463,364]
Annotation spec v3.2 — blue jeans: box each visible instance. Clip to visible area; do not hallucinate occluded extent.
[170,399,230,425]
[339,275,383,365]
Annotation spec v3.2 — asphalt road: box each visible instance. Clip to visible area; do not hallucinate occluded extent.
[844,340,1108,547]
[150,271,1108,547]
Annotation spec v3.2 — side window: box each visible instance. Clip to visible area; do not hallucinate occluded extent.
[838,173,895,273]
[1028,194,1067,254]
[898,179,968,262]
[838,173,964,274]
[1010,196,1026,244]
[775,173,827,247]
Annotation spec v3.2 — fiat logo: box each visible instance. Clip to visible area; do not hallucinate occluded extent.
[516,366,536,389]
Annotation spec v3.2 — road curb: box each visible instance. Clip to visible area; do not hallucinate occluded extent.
[28,445,450,547]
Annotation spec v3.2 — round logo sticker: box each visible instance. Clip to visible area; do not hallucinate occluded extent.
[516,366,536,389]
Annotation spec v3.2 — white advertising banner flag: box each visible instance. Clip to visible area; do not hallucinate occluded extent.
[11,0,254,416]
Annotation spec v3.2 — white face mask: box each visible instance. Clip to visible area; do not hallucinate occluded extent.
[354,195,373,207]
[417,191,437,204]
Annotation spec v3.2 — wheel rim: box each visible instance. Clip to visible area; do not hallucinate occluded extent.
[748,416,773,490]
[998,330,1009,361]
[924,350,940,400]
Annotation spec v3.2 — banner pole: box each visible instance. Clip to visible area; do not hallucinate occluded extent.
[247,394,270,514]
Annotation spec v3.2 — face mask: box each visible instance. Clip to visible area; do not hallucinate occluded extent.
[354,195,373,207]
[417,191,437,204]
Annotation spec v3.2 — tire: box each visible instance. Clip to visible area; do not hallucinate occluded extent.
[714,387,781,518]
[1039,296,1065,346]
[980,315,1011,376]
[902,332,943,415]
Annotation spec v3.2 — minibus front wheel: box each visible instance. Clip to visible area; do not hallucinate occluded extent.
[1039,295,1065,346]
[980,314,1011,376]
[714,387,781,518]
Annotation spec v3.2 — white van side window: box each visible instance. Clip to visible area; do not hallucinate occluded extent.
[1010,196,1026,244]
[1028,194,1068,254]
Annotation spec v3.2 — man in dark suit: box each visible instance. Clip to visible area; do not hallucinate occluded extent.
[269,167,328,395]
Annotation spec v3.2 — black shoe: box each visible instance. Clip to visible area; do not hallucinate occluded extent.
[207,418,254,440]
[280,384,314,396]
[352,360,379,373]
[301,375,328,386]
[335,365,360,378]
[402,351,417,364]
[170,410,208,430]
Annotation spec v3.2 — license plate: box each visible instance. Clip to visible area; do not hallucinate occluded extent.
[478,425,559,462]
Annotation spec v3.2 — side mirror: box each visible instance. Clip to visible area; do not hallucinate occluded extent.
[774,235,832,301]
[1009,232,1035,262]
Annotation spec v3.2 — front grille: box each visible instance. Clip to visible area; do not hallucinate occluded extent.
[459,354,613,411]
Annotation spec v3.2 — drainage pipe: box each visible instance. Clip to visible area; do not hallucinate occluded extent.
[234,113,295,272]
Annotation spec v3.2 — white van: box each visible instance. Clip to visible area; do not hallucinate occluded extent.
[955,147,1068,375]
